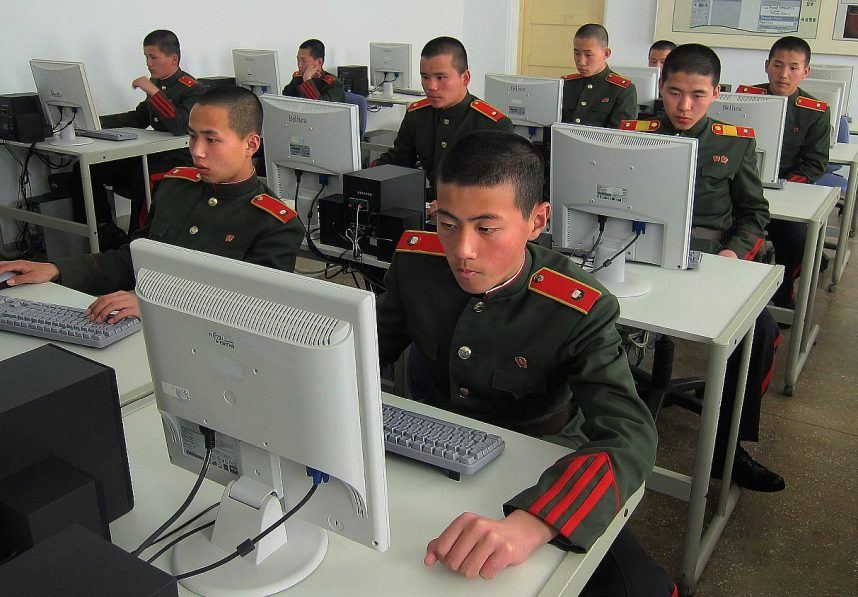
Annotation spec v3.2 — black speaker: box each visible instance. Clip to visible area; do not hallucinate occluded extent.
[376,208,423,262]
[318,193,349,249]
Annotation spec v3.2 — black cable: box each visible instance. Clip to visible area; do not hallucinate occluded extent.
[174,483,320,581]
[146,502,219,549]
[53,107,77,134]
[591,232,642,274]
[583,216,607,265]
[146,519,216,564]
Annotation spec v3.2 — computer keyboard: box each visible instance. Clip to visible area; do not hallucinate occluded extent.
[76,129,139,141]
[382,403,505,480]
[0,295,141,348]
[396,88,425,96]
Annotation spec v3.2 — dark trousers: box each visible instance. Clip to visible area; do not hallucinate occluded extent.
[581,528,675,597]
[767,220,806,308]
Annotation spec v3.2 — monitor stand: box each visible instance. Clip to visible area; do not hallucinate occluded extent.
[48,124,93,147]
[592,238,651,298]
[171,477,327,596]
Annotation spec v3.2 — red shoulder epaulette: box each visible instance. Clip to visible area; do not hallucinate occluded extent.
[407,98,432,112]
[620,119,661,132]
[395,230,444,256]
[796,96,827,112]
[322,73,336,85]
[163,166,202,182]
[528,267,601,315]
[606,72,631,89]
[736,84,767,95]
[251,194,297,224]
[293,70,301,78]
[711,122,755,138]
[178,75,198,88]
[562,73,582,80]
[470,99,505,122]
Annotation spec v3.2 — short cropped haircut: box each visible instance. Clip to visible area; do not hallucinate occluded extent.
[661,43,721,87]
[574,24,609,47]
[437,131,544,218]
[300,39,325,61]
[421,37,468,74]
[195,86,263,138]
[650,40,677,53]
[768,36,811,65]
[143,30,181,62]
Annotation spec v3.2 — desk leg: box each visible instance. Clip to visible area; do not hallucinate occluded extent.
[831,162,857,290]
[141,154,152,210]
[78,156,100,253]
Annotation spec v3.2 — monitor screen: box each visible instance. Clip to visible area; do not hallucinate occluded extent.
[29,59,101,146]
[483,74,562,132]
[708,92,788,186]
[800,78,845,147]
[232,49,280,95]
[611,66,659,114]
[369,42,411,91]
[809,64,853,115]
[550,124,696,297]
[132,238,389,594]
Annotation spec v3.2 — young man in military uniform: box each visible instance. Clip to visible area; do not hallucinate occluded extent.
[377,131,674,595]
[561,24,638,128]
[372,37,513,203]
[0,86,303,324]
[281,39,345,102]
[736,36,831,308]
[620,44,785,492]
[81,30,206,242]
[648,40,676,71]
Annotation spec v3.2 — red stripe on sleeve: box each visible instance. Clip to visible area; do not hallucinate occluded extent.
[544,454,608,526]
[298,80,320,100]
[148,92,176,119]
[743,237,763,261]
[527,455,590,518]
[558,470,614,537]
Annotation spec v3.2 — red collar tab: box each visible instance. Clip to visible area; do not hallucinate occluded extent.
[407,98,432,112]
[711,123,755,138]
[164,166,202,182]
[395,230,445,256]
[251,194,297,223]
[736,84,767,95]
[620,119,660,132]
[178,75,198,88]
[562,73,582,80]
[527,267,602,315]
[606,73,631,89]
[796,96,827,112]
[470,99,505,122]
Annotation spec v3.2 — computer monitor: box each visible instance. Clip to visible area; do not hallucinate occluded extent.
[708,92,788,187]
[131,238,389,595]
[29,59,101,146]
[483,74,561,141]
[369,42,412,91]
[810,64,853,116]
[612,66,659,114]
[550,123,696,297]
[800,78,846,147]
[232,49,280,95]
[261,94,361,228]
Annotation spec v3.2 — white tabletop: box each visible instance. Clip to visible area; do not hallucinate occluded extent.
[4,128,188,159]
[764,181,840,223]
[829,142,858,164]
[367,91,426,106]
[0,282,152,406]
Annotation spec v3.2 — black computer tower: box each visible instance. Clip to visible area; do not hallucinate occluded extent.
[318,193,349,249]
[0,92,49,143]
[197,76,237,91]
[338,65,369,96]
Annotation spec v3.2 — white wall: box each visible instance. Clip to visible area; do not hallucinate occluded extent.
[463,0,520,97]
[605,0,858,115]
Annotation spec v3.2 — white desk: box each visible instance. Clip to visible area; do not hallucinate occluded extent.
[827,142,858,289]
[0,129,188,253]
[112,396,643,596]
[366,91,426,107]
[0,282,152,406]
[765,182,840,395]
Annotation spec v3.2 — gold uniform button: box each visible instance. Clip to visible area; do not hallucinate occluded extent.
[473,301,485,313]
[189,226,199,235]
[587,84,594,89]
[443,118,450,125]
[457,346,472,360]
[161,86,167,90]
[581,101,587,106]
[208,197,218,207]
[195,173,201,179]
[441,141,447,149]
[153,117,159,122]
[458,388,470,398]
[574,118,581,123]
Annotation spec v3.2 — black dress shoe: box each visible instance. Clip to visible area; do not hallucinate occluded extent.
[97,222,129,252]
[716,446,785,492]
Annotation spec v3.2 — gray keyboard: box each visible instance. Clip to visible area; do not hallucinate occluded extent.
[383,404,505,480]
[76,129,139,141]
[396,88,425,96]
[0,295,141,348]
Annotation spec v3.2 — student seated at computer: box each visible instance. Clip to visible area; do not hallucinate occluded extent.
[648,40,676,71]
[377,130,675,595]
[0,86,303,324]
[281,39,345,102]
[81,29,206,246]
[620,44,784,492]
[561,24,638,127]
[371,37,512,203]
[736,36,831,309]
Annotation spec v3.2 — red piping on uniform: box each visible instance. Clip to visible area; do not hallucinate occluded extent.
[544,454,608,526]
[761,333,783,395]
[559,470,614,537]
[527,456,589,517]
[148,92,176,119]
[743,237,763,261]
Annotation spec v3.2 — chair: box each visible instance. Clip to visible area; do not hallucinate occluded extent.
[344,92,368,138]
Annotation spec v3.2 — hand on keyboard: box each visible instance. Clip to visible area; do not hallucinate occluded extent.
[86,290,140,324]
[0,260,60,286]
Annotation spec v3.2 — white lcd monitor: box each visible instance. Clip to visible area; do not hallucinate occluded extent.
[29,59,101,146]
[800,78,845,147]
[550,124,697,297]
[612,65,659,114]
[369,42,411,91]
[132,238,389,595]
[810,64,853,116]
[232,49,281,95]
[261,94,361,228]
[484,74,561,141]
[708,92,788,188]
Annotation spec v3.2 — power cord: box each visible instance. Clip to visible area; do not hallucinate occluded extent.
[591,227,643,274]
[583,215,607,266]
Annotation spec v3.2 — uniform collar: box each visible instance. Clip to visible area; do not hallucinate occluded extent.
[155,68,183,86]
[439,92,473,119]
[206,169,260,199]
[483,248,532,300]
[658,113,710,138]
[588,66,610,82]
[758,82,801,100]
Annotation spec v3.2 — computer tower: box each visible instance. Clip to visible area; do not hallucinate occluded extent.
[318,193,349,249]
[197,76,237,91]
[338,65,369,96]
[0,92,49,143]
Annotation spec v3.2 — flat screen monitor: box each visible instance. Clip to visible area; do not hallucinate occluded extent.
[550,123,696,297]
[261,94,361,228]
[369,42,411,91]
[800,78,845,147]
[708,92,788,187]
[29,59,101,146]
[132,238,389,595]
[612,65,659,114]
[810,64,853,116]
[232,49,280,95]
[483,74,561,140]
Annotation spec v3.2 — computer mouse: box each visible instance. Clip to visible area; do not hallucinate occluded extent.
[0,271,14,289]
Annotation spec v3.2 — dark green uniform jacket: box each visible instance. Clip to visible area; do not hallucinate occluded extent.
[739,84,830,183]
[374,93,513,199]
[282,70,345,102]
[54,168,304,295]
[377,231,657,551]
[622,115,770,259]
[561,66,638,128]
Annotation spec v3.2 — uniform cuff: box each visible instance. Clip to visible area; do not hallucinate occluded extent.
[298,80,320,100]
[148,91,177,119]
[787,173,809,183]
